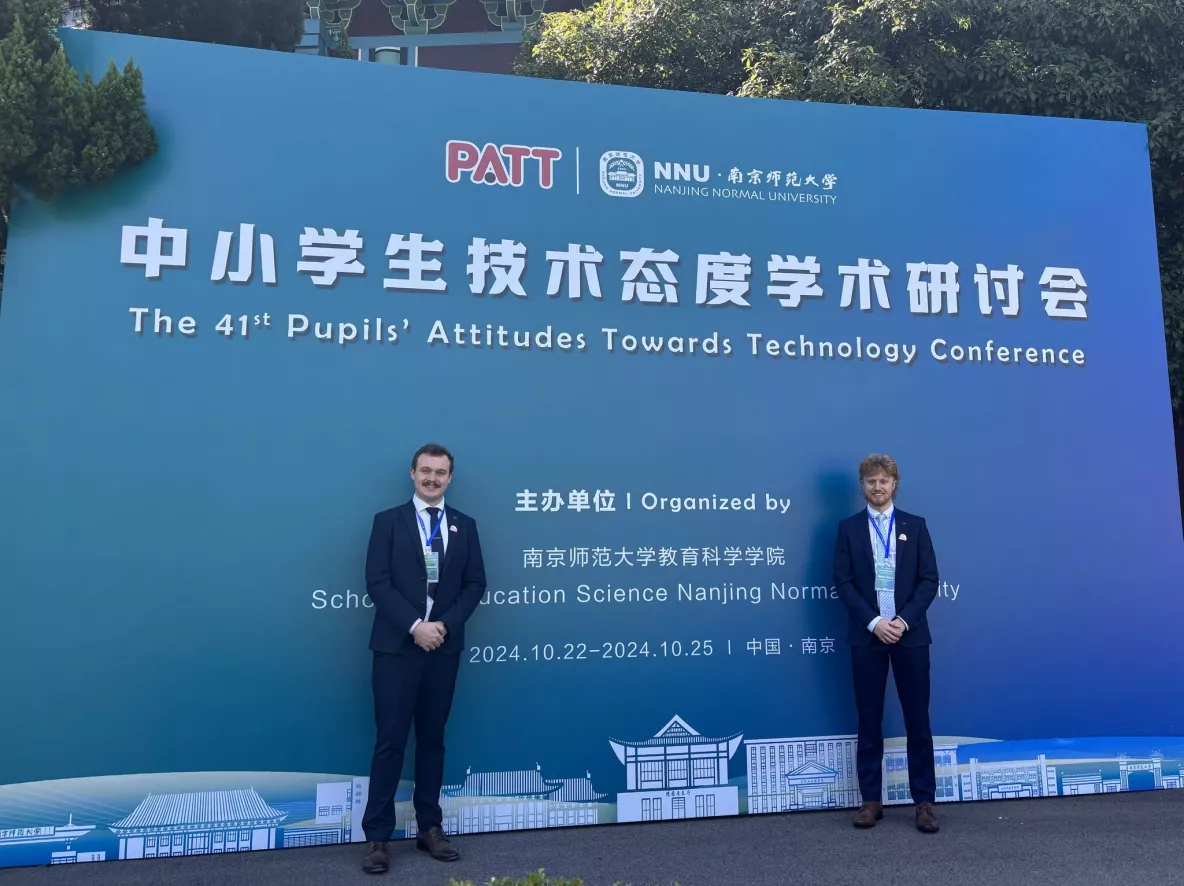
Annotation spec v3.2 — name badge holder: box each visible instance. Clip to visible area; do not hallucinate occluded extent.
[870,511,895,593]
[417,510,445,584]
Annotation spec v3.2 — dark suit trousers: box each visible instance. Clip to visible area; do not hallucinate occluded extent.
[851,642,936,805]
[361,648,461,841]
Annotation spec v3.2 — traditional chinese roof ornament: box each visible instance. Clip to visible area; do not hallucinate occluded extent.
[481,0,549,30]
[381,0,457,34]
[308,0,365,36]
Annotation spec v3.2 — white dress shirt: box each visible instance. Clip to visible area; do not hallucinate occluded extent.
[409,495,448,634]
[866,503,908,633]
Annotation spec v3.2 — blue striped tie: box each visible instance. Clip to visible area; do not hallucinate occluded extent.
[875,513,896,621]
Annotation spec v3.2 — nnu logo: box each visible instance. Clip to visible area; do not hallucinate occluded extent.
[446,140,562,188]
[600,151,644,198]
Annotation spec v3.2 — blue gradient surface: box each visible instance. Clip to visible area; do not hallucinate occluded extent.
[0,31,1180,864]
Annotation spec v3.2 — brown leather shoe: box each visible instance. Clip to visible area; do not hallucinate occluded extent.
[416,825,460,861]
[853,801,883,828]
[915,802,939,833]
[361,841,389,874]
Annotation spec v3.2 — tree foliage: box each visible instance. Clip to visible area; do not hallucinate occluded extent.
[514,0,1184,422]
[83,0,308,53]
[0,0,156,298]
[330,25,354,59]
[513,0,786,94]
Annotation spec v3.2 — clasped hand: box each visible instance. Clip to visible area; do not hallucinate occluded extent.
[873,617,907,645]
[412,621,447,651]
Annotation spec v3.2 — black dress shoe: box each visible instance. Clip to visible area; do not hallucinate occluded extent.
[416,826,460,861]
[362,841,389,874]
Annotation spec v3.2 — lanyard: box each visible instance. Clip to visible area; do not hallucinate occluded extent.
[869,510,894,560]
[416,509,444,549]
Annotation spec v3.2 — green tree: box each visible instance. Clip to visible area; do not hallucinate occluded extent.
[513,0,785,95]
[0,0,156,300]
[515,0,1184,427]
[82,0,308,53]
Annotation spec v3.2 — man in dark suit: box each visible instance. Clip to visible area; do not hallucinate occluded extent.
[833,454,940,834]
[360,443,487,874]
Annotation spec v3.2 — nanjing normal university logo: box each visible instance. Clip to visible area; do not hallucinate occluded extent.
[600,151,644,198]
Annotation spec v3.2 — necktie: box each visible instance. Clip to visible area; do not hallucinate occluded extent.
[875,513,895,621]
[426,507,445,582]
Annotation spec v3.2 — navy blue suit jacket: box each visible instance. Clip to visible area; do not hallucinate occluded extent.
[365,501,487,655]
[832,507,939,648]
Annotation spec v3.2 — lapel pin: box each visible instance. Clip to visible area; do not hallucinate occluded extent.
[898,533,907,541]
[450,525,458,532]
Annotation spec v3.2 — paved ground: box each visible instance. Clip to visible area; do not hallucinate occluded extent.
[3,791,1183,886]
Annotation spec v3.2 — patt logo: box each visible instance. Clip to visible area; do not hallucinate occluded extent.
[446,140,563,189]
[600,150,644,198]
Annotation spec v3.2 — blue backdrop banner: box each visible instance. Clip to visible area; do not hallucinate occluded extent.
[1,28,1182,870]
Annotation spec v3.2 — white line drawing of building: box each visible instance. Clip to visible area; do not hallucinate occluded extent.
[349,777,369,843]
[48,851,106,864]
[610,715,743,823]
[395,764,608,837]
[1051,753,1179,791]
[960,754,1059,800]
[0,815,105,864]
[108,789,287,858]
[1060,772,1118,795]
[1056,753,1183,794]
[744,735,960,812]
[1118,753,1167,790]
[281,782,355,848]
[745,735,859,812]
[883,743,960,805]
